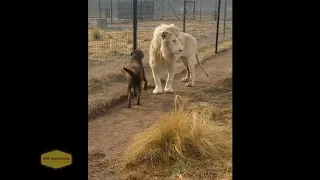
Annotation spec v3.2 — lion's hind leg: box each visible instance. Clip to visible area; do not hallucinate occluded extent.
[180,57,190,82]
[186,56,197,87]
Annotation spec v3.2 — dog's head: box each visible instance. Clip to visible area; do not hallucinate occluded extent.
[131,49,144,61]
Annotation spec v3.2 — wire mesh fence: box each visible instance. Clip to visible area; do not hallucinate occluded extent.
[88,0,232,116]
[216,0,232,51]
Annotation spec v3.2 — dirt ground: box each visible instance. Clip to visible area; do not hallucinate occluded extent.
[88,49,232,180]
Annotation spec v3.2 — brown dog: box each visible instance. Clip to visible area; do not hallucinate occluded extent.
[123,49,148,108]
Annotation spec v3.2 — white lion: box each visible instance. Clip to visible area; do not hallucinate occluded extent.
[149,24,209,94]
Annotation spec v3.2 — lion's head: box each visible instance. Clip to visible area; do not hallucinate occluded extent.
[160,30,184,60]
[150,24,184,62]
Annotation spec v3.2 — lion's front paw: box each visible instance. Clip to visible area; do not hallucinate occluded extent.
[185,82,194,87]
[164,87,174,93]
[153,88,164,94]
[181,77,189,82]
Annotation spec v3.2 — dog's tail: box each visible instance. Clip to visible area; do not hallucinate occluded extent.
[123,66,138,78]
[196,53,209,77]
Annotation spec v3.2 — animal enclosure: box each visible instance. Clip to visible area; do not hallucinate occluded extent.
[88,0,232,118]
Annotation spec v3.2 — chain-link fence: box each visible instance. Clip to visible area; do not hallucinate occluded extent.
[88,0,232,117]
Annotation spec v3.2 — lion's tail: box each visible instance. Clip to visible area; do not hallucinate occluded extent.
[196,53,209,77]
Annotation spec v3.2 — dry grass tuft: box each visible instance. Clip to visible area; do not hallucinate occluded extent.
[218,39,232,51]
[91,28,102,40]
[188,102,232,125]
[121,91,232,179]
[106,33,114,39]
[123,97,232,164]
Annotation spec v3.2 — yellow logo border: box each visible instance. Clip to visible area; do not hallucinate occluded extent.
[40,149,72,170]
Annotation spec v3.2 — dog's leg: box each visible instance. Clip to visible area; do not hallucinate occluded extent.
[133,87,138,97]
[142,63,148,91]
[137,83,142,105]
[127,83,132,108]
[164,61,176,93]
[180,57,190,82]
[130,89,134,98]
[186,57,196,87]
[151,67,164,94]
[143,76,148,91]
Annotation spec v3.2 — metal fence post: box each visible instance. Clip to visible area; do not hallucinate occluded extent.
[98,0,101,18]
[224,0,227,39]
[200,0,202,22]
[215,0,221,54]
[193,2,195,20]
[183,0,186,32]
[133,0,138,50]
[111,0,113,24]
